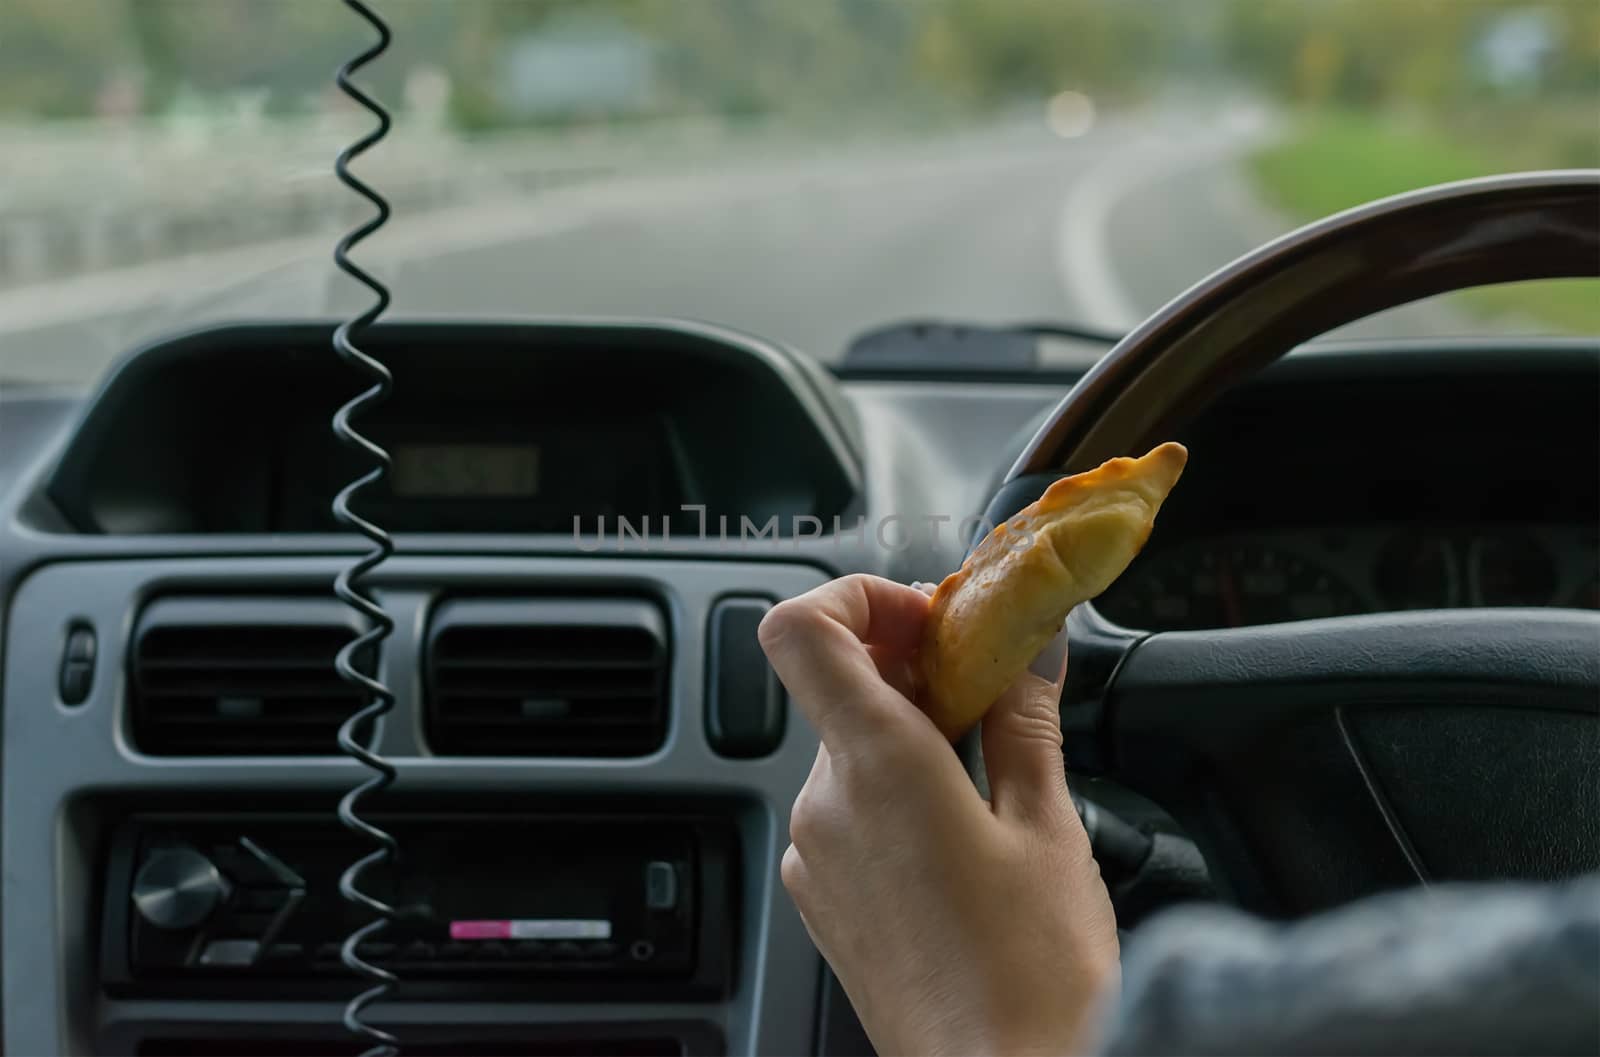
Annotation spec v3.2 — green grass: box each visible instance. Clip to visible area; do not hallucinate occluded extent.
[1251,112,1599,334]
[1252,112,1492,216]
[1464,279,1600,335]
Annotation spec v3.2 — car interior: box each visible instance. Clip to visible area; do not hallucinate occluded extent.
[2,2,1597,1055]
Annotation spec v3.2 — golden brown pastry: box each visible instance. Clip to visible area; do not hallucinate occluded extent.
[917,442,1188,739]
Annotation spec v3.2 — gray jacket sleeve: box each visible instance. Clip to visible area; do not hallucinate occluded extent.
[1093,874,1600,1056]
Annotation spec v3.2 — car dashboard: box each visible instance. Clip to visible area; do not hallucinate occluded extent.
[0,320,1595,1055]
[1096,360,1599,631]
[1099,523,1597,630]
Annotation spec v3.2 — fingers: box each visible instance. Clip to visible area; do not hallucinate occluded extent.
[759,575,931,745]
[767,573,1075,828]
[874,582,936,698]
[981,634,1073,825]
[867,643,919,701]
[780,842,811,910]
[788,743,835,856]
[781,843,827,949]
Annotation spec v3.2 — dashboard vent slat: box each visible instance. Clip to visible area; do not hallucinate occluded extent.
[426,599,670,757]
[432,669,661,698]
[138,680,363,698]
[131,597,367,756]
[432,656,660,671]
[138,657,343,671]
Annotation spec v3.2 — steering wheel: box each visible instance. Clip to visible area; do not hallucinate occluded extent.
[965,171,1600,915]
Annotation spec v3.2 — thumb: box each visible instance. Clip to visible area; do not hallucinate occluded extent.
[981,631,1072,824]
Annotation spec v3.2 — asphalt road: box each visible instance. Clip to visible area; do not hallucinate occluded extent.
[389,136,1093,360]
[0,110,1451,387]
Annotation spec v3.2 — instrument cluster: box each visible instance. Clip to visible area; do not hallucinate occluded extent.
[1095,524,1599,632]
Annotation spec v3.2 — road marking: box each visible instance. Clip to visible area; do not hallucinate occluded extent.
[1054,109,1275,331]
[1055,137,1166,330]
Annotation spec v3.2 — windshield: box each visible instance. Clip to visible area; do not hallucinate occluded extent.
[3,0,1596,385]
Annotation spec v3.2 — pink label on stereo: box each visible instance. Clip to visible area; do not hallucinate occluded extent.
[450,918,612,941]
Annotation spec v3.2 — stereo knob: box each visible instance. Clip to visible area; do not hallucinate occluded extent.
[132,847,231,930]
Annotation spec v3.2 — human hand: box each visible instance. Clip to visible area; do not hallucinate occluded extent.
[759,574,1120,1056]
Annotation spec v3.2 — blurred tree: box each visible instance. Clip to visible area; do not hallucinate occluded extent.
[1221,0,1597,167]
[127,0,405,115]
[2,0,468,119]
[439,0,931,128]
[1,0,139,116]
[1220,0,1594,112]
[909,0,1171,107]
[0,0,1592,150]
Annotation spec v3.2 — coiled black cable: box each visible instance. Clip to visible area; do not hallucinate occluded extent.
[330,2,399,1054]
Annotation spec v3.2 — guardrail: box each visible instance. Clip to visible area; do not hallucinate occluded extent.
[2,118,628,288]
[0,112,819,290]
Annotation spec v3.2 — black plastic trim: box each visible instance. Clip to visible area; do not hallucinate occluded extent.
[1111,608,1600,747]
[38,319,863,537]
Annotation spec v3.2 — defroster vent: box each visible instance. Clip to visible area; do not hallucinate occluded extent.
[131,597,369,755]
[426,599,669,756]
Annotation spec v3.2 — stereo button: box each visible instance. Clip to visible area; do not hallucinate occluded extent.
[211,847,279,888]
[199,938,260,967]
[132,847,230,930]
[59,624,96,706]
[645,860,678,910]
[59,660,93,706]
[210,838,304,889]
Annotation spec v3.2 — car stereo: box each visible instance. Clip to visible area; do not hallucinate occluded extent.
[101,813,736,1000]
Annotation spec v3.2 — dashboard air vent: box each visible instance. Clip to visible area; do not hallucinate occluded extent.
[131,597,368,756]
[426,599,669,757]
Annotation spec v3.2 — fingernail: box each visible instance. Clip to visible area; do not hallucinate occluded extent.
[910,581,926,591]
[1029,628,1069,681]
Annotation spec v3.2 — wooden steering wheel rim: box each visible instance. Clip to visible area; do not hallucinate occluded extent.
[1011,170,1600,478]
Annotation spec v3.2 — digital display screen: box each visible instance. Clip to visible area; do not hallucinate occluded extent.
[392,443,540,498]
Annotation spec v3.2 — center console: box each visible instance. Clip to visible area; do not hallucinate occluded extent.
[3,557,830,1056]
